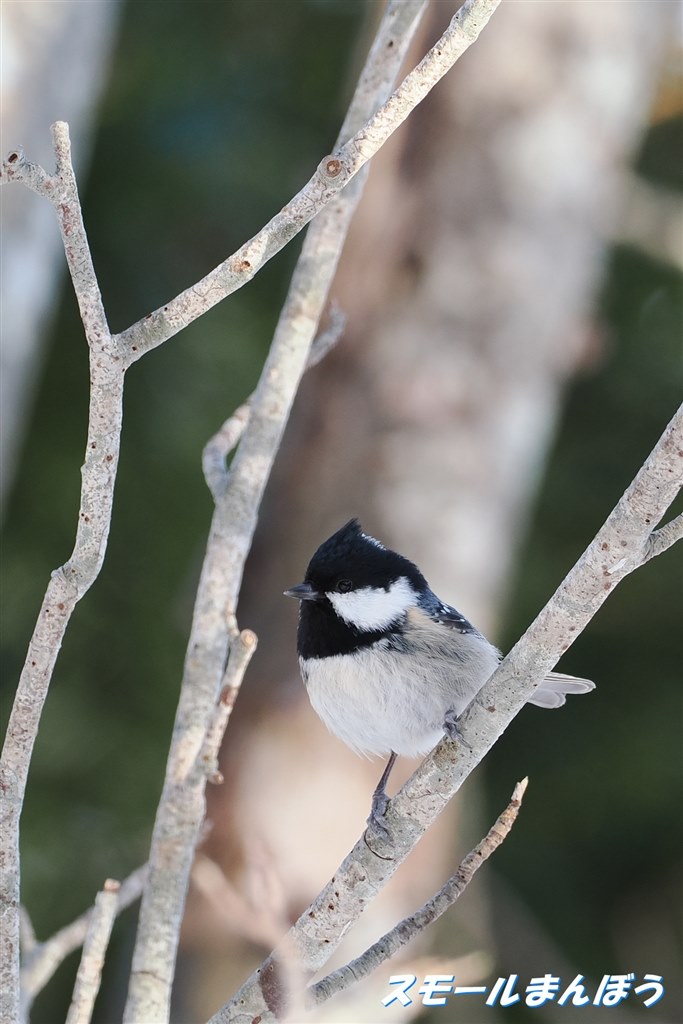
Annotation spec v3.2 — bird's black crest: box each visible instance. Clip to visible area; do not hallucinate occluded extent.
[312,518,365,561]
[304,519,427,593]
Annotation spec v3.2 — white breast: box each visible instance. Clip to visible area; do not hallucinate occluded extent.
[301,614,500,758]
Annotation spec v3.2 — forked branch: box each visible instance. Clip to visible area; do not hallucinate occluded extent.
[309,778,528,1008]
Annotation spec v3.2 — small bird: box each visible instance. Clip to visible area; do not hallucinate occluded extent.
[285,519,594,833]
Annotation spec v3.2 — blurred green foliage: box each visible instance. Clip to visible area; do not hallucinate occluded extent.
[1,1,681,1021]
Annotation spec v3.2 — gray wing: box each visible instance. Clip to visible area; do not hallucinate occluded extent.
[419,589,595,708]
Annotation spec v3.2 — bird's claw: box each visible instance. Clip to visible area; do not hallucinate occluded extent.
[366,789,392,840]
[443,708,467,745]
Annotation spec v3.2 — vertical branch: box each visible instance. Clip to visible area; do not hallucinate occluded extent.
[0,124,120,1024]
[123,4,432,1021]
[114,0,501,362]
[65,880,120,1024]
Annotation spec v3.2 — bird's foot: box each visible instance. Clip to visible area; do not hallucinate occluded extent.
[443,708,470,747]
[366,788,391,841]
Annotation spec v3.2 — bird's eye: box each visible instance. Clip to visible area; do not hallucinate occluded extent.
[336,579,353,593]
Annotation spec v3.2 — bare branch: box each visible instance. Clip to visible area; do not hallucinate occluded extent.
[200,624,258,784]
[2,125,112,350]
[114,0,501,365]
[0,122,120,1024]
[310,779,528,1007]
[123,5,437,1021]
[201,304,345,501]
[65,880,120,1024]
[20,865,147,1011]
[202,403,252,501]
[214,404,683,1023]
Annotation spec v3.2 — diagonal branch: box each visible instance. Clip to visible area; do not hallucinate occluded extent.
[214,403,683,1023]
[114,0,502,365]
[309,778,528,1007]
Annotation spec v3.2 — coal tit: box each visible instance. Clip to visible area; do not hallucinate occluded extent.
[285,519,594,833]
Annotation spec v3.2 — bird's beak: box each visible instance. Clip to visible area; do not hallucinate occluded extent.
[283,581,320,601]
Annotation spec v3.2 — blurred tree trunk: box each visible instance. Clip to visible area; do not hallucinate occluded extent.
[185,2,666,1020]
[0,0,120,517]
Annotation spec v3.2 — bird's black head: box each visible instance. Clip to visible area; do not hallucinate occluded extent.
[285,519,428,658]
[304,518,427,595]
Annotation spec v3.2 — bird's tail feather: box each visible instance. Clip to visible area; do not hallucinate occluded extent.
[530,671,595,709]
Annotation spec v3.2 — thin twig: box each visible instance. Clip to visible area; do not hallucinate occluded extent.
[20,865,147,1012]
[65,880,120,1024]
[310,779,528,1006]
[123,5,432,1021]
[212,404,683,1024]
[202,403,252,501]
[201,623,258,784]
[201,305,346,500]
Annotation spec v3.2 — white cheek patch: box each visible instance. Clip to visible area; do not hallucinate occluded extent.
[327,576,416,631]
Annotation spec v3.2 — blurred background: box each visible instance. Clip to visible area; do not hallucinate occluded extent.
[1,1,681,1022]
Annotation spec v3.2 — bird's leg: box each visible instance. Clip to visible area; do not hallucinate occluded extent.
[367,750,397,837]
